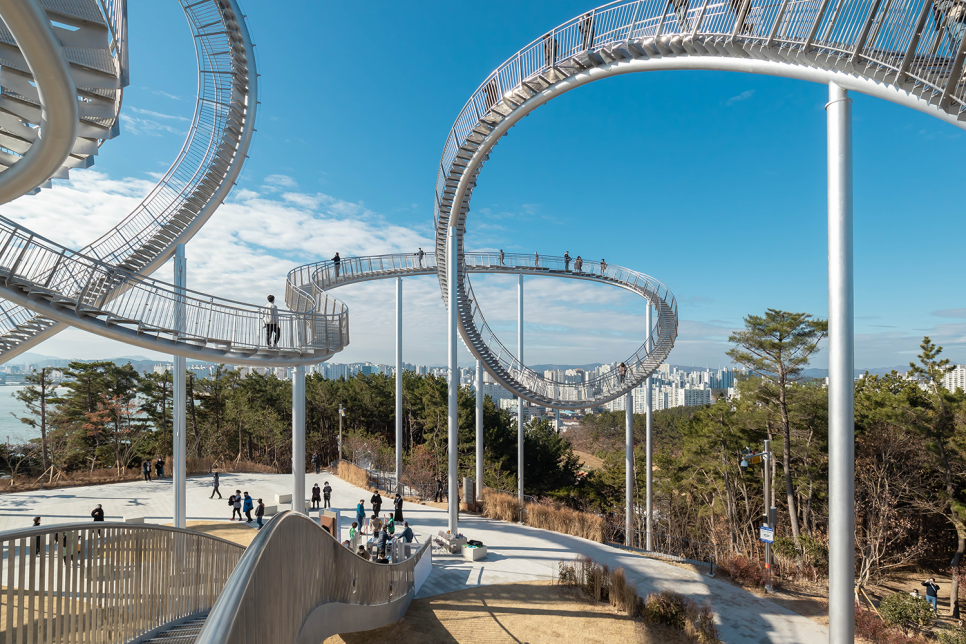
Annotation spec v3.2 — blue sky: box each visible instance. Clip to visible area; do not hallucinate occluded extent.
[9,0,965,369]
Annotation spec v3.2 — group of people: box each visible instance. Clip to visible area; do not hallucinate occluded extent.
[227,490,267,528]
[911,578,942,612]
[141,457,165,481]
[347,490,414,562]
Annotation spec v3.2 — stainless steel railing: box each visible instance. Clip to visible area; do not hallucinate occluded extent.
[196,511,430,644]
[0,522,244,644]
[285,251,677,408]
[0,0,258,358]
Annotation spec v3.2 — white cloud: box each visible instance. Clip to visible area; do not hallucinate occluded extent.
[725,90,755,106]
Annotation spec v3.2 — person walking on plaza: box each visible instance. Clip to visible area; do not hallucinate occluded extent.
[398,520,414,544]
[264,295,280,348]
[243,492,254,523]
[349,521,362,552]
[91,504,105,522]
[323,481,332,509]
[375,525,390,559]
[921,578,940,612]
[417,247,425,267]
[255,499,265,529]
[311,452,320,475]
[371,491,383,518]
[230,490,243,521]
[370,514,383,535]
[155,457,165,480]
[434,476,444,503]
[356,500,366,534]
[393,492,404,523]
[311,483,321,509]
[332,252,341,278]
[564,251,571,271]
[210,471,222,499]
[142,460,152,482]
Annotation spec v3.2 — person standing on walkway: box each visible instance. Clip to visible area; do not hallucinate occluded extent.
[264,295,280,348]
[142,460,152,482]
[155,457,165,480]
[349,521,362,551]
[534,252,539,268]
[398,521,414,544]
[243,492,254,523]
[574,256,583,273]
[33,517,41,556]
[434,476,444,503]
[600,259,607,277]
[231,490,242,521]
[618,362,628,384]
[255,499,265,529]
[393,492,404,523]
[311,452,320,475]
[91,504,105,522]
[922,578,940,612]
[356,500,366,534]
[323,481,332,509]
[579,11,595,50]
[375,525,390,559]
[311,483,322,509]
[370,491,383,518]
[499,249,505,266]
[543,32,558,68]
[210,471,222,499]
[417,247,425,267]
[564,251,571,271]
[332,252,341,279]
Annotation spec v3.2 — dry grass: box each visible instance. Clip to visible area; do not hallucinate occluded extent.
[324,581,675,644]
[573,449,605,471]
[0,456,277,495]
[337,461,370,490]
[164,520,259,548]
[482,490,606,543]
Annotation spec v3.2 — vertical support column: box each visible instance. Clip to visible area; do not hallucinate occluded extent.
[625,391,633,548]
[173,244,186,529]
[475,359,483,503]
[517,274,524,504]
[645,303,653,551]
[446,227,459,535]
[293,365,306,513]
[395,277,403,490]
[827,81,855,644]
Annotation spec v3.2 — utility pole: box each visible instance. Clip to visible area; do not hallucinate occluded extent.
[741,441,776,592]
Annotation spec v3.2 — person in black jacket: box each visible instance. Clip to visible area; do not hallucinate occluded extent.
[91,505,105,522]
[393,493,404,523]
[370,491,383,518]
[922,578,940,612]
[322,482,332,509]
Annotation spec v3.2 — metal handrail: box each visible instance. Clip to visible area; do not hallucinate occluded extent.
[430,0,966,406]
[0,521,244,644]
[287,251,676,408]
[195,511,430,644]
[0,217,349,360]
[0,0,258,360]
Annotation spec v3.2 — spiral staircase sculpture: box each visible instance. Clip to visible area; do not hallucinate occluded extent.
[434,0,966,407]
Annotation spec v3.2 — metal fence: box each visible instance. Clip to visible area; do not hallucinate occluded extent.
[0,522,244,644]
[195,511,430,644]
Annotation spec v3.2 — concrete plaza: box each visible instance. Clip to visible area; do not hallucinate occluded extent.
[0,471,828,643]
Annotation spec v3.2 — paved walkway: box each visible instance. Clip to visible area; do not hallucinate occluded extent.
[0,472,827,643]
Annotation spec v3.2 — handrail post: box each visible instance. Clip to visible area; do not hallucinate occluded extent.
[173,244,187,529]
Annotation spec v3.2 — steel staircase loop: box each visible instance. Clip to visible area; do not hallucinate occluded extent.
[0,0,259,362]
[434,0,966,408]
[285,251,676,410]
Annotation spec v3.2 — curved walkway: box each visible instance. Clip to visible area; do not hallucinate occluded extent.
[287,251,676,408]
[0,472,826,643]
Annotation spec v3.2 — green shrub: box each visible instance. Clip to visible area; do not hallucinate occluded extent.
[773,536,797,561]
[644,591,688,630]
[938,626,966,644]
[880,592,935,630]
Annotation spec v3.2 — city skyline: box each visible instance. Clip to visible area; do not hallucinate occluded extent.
[0,1,961,370]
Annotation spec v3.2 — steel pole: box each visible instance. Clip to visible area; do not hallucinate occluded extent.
[395,277,403,491]
[476,359,483,504]
[446,227,459,534]
[338,403,343,461]
[763,439,773,592]
[173,244,186,529]
[517,273,524,504]
[827,81,855,644]
[625,391,633,548]
[293,365,305,513]
[645,303,653,551]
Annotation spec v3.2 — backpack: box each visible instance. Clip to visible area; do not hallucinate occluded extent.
[228,495,235,506]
